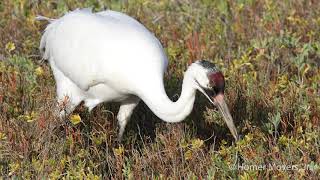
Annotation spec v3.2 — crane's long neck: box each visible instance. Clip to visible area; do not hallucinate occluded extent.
[139,68,197,123]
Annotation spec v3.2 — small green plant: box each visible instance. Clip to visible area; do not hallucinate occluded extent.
[0,0,319,178]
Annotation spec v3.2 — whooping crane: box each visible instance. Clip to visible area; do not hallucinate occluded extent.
[37,9,238,141]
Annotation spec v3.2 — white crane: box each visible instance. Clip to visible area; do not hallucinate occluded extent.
[37,9,238,141]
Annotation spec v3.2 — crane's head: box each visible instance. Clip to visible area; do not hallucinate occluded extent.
[190,60,238,141]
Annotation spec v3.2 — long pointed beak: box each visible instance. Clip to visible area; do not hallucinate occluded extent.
[197,87,238,141]
[213,94,238,141]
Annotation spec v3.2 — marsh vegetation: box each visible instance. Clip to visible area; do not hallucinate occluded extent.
[0,0,319,178]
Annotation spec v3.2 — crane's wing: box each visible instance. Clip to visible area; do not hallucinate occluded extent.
[96,10,142,26]
[38,9,169,92]
[96,10,169,72]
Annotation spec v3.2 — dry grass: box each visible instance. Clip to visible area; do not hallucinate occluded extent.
[0,0,319,179]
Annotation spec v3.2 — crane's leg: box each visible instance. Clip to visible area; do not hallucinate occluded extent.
[51,63,84,119]
[117,97,140,141]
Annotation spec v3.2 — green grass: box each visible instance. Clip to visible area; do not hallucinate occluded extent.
[0,0,319,179]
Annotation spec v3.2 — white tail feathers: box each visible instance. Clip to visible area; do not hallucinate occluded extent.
[37,15,56,60]
[35,15,55,22]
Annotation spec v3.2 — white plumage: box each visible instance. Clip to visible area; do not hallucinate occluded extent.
[38,9,238,140]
